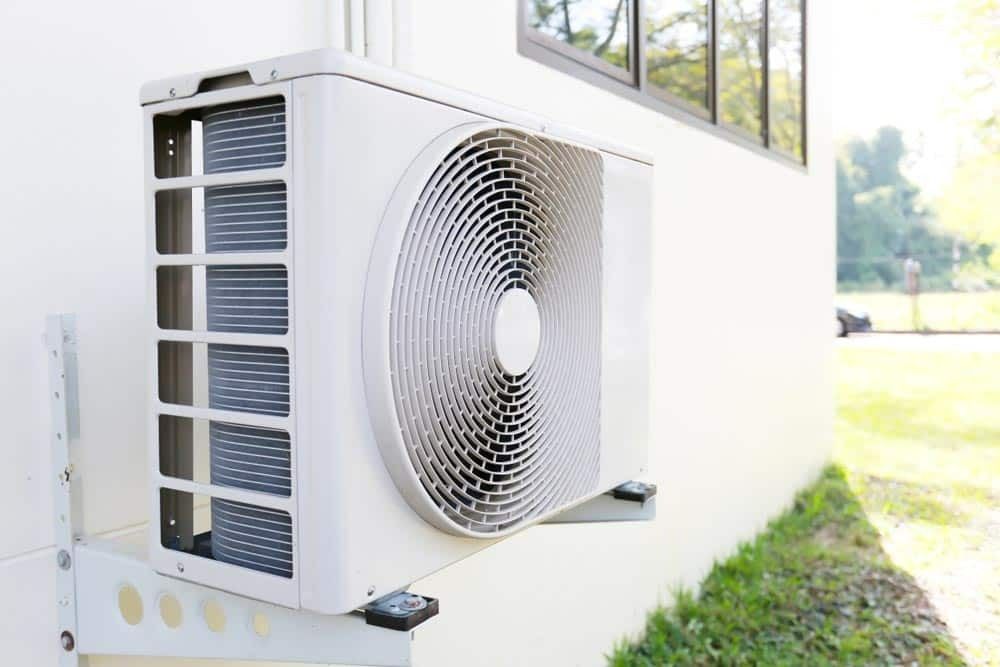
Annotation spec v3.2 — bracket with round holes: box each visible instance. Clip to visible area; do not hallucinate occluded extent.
[45,314,434,667]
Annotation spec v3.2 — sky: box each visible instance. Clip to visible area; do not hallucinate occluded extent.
[832,0,968,194]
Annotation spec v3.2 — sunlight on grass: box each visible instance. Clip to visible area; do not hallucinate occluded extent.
[836,345,1000,665]
[608,467,963,666]
[610,343,999,666]
[838,291,1000,331]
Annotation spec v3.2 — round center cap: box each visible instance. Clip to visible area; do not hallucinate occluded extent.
[493,288,541,376]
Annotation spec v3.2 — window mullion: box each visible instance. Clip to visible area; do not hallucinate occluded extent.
[710,0,719,124]
[762,0,770,147]
[801,0,808,164]
[634,0,646,90]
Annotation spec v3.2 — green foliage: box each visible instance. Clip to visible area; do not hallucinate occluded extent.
[717,0,763,137]
[945,0,1000,154]
[938,154,1000,255]
[836,127,983,291]
[645,1,709,108]
[768,0,804,159]
[608,466,963,666]
[529,0,630,70]
[934,1,999,255]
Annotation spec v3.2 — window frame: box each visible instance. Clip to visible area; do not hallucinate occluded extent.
[640,0,715,122]
[517,0,808,169]
[523,0,639,86]
[766,0,807,163]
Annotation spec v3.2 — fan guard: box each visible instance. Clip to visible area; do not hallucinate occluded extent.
[365,124,603,537]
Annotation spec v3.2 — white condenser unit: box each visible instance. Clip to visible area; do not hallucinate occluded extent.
[142,49,652,616]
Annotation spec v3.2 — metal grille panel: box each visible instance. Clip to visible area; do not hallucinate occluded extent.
[201,96,292,579]
[387,128,603,535]
[155,94,294,582]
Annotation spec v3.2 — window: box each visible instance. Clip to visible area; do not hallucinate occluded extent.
[520,0,807,165]
[527,1,634,80]
[717,0,764,139]
[645,0,711,115]
[768,0,805,160]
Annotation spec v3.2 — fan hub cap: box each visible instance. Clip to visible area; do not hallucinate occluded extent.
[493,288,541,376]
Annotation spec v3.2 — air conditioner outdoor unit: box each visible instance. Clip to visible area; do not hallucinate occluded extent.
[142,49,652,616]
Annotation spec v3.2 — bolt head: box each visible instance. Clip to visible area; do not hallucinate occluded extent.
[60,631,75,652]
[270,69,278,80]
[168,87,176,97]
[176,562,185,573]
[56,550,71,570]
[400,595,427,611]
[366,586,375,596]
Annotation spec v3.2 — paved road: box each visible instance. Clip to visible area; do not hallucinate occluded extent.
[838,332,1000,351]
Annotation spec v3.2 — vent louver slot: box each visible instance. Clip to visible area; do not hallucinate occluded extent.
[210,498,293,578]
[202,96,286,173]
[209,421,291,496]
[205,182,287,253]
[206,265,288,334]
[207,344,290,416]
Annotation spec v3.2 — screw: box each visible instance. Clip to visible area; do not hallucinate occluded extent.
[169,87,176,98]
[400,595,426,611]
[176,562,185,573]
[57,550,72,570]
[60,631,75,652]
[269,69,278,80]
[366,586,375,597]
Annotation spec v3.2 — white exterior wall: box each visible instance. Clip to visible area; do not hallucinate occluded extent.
[0,0,833,665]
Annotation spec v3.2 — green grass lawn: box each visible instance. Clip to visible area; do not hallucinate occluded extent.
[610,344,999,665]
[838,291,1000,331]
[836,345,1000,665]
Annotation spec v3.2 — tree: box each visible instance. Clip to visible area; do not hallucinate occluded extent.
[838,128,963,290]
[935,0,1000,262]
[946,0,1000,153]
[529,0,630,69]
[938,155,1000,270]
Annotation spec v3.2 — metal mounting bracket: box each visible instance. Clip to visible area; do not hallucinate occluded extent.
[544,481,657,524]
[45,314,434,666]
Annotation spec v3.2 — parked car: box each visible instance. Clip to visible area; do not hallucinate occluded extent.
[836,306,872,337]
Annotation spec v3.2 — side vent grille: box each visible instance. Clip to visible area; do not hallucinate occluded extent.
[153,94,294,581]
[203,95,292,578]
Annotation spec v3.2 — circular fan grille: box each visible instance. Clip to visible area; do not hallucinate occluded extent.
[386,127,603,535]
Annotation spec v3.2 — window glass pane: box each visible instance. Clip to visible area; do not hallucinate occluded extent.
[768,0,803,159]
[528,0,632,71]
[718,0,764,138]
[645,0,710,110]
